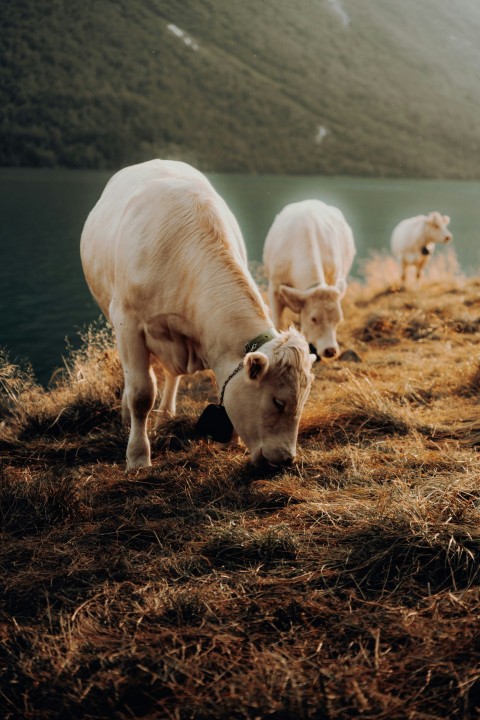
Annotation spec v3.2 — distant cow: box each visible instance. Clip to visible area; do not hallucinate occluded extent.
[80,160,315,469]
[263,200,356,360]
[391,211,453,284]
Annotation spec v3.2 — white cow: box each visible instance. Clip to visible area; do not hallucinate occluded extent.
[263,200,356,359]
[80,160,315,470]
[391,211,453,284]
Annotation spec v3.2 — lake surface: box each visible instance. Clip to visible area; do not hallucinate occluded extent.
[1,168,479,385]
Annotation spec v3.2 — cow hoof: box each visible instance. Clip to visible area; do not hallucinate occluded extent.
[126,455,152,471]
[153,409,175,429]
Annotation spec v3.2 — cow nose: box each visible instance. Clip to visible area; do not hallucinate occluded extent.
[258,451,296,467]
[252,448,264,465]
[323,347,337,358]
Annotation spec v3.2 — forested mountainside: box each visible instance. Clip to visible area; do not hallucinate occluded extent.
[2,0,480,177]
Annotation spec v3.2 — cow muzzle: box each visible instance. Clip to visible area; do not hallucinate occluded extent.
[310,340,339,360]
[253,447,296,467]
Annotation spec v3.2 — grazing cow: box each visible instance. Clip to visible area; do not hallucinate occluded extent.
[263,199,356,360]
[391,211,453,284]
[80,160,315,470]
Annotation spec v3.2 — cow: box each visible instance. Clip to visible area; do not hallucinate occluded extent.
[80,160,315,470]
[263,199,356,360]
[390,211,453,284]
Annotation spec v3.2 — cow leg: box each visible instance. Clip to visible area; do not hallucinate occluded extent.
[154,373,180,428]
[416,256,429,281]
[121,387,130,425]
[269,284,284,329]
[116,322,157,470]
[400,261,408,285]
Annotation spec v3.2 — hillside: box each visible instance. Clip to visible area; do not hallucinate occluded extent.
[1,257,480,717]
[2,0,480,177]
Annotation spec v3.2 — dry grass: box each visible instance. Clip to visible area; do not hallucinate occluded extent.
[1,252,480,719]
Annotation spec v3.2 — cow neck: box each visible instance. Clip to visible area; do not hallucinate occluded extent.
[214,327,278,406]
[303,271,326,291]
[423,218,437,246]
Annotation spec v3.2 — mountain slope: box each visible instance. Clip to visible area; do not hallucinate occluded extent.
[1,0,480,177]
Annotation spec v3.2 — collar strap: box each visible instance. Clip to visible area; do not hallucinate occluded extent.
[219,361,244,406]
[219,329,277,406]
[244,328,277,354]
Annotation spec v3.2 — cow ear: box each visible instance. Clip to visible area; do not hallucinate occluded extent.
[443,215,450,225]
[336,278,347,298]
[245,352,269,381]
[428,212,440,228]
[278,285,306,313]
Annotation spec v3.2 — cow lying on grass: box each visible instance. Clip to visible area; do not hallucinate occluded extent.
[263,199,356,360]
[81,160,315,470]
[391,211,453,284]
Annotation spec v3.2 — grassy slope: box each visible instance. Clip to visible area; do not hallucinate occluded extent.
[2,0,480,177]
[1,255,480,718]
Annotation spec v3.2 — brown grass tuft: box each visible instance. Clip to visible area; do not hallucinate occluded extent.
[301,374,413,444]
[468,362,480,394]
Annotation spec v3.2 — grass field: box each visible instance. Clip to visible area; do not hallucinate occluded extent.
[1,252,480,719]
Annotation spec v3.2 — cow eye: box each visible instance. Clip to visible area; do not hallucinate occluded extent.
[273,397,285,412]
[311,316,317,323]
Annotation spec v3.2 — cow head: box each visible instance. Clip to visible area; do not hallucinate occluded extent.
[278,282,346,360]
[427,211,453,244]
[223,327,315,465]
